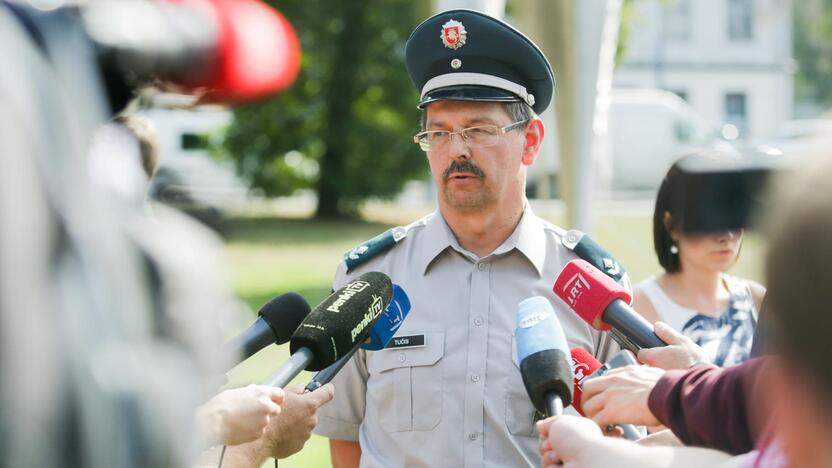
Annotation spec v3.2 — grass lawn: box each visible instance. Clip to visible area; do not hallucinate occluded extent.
[221,201,766,468]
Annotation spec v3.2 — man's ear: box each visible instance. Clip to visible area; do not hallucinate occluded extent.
[521,118,545,166]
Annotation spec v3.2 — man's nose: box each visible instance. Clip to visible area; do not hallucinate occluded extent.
[447,132,470,159]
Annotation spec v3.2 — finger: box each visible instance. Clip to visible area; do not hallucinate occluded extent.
[307,383,335,408]
[580,393,605,419]
[637,347,659,366]
[653,321,682,345]
[603,424,624,438]
[268,387,285,404]
[286,384,306,395]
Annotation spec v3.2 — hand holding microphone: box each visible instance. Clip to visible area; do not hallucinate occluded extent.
[195,384,284,447]
[637,322,710,370]
[554,259,666,349]
[580,364,665,428]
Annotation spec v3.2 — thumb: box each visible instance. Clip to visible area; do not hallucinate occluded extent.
[307,383,335,408]
[653,321,683,345]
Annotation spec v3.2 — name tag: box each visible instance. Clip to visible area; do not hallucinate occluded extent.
[386,334,425,349]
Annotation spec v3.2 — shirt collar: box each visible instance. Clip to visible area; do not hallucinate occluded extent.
[418,203,546,277]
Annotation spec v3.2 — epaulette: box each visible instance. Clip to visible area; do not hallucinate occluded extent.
[561,229,631,290]
[343,226,408,272]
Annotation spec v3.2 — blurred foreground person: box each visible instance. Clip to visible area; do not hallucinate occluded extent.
[538,155,832,467]
[634,155,765,367]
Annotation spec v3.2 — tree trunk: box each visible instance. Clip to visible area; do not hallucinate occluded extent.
[314,1,371,219]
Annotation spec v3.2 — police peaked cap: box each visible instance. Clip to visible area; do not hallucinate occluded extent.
[405,9,554,115]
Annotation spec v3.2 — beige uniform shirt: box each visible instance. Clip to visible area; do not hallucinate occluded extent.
[314,205,618,468]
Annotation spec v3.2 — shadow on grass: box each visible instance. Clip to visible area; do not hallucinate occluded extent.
[223,216,395,246]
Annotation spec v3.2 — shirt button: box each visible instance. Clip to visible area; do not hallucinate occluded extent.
[477,262,487,271]
[468,432,479,441]
[470,374,480,382]
[474,316,484,326]
[397,353,406,363]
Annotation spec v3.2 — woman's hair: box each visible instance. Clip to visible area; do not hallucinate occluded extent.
[653,160,686,273]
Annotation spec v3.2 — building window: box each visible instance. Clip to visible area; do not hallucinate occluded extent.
[664,0,691,41]
[724,92,747,137]
[728,0,753,40]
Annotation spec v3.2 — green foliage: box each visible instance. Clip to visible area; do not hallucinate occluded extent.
[794,0,832,109]
[224,0,429,218]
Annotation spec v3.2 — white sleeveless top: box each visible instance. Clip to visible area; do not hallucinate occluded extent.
[637,275,758,367]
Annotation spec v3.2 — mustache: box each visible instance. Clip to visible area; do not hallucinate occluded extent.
[443,160,485,180]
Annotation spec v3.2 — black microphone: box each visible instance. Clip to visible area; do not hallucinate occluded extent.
[224,292,311,367]
[305,283,411,392]
[266,271,393,388]
[515,297,573,417]
[554,259,666,349]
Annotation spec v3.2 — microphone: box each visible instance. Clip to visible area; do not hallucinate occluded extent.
[554,259,666,349]
[515,297,573,417]
[224,292,311,367]
[305,284,411,391]
[82,0,301,108]
[265,271,393,388]
[570,348,642,441]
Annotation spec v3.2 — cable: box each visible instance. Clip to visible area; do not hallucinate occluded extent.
[217,445,226,468]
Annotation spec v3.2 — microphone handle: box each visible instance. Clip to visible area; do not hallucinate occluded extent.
[225,318,275,365]
[305,345,359,392]
[544,391,564,417]
[265,347,314,388]
[620,424,642,441]
[604,299,667,349]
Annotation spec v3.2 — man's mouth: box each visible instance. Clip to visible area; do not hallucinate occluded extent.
[448,172,480,181]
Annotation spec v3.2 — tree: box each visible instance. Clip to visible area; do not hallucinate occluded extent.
[224,0,430,218]
[794,0,832,111]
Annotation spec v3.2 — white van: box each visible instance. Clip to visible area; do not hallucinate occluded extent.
[606,88,729,191]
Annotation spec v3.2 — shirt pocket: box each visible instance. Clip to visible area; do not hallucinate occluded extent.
[367,331,445,432]
[505,333,539,437]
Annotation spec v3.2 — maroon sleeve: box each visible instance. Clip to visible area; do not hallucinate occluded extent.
[647,357,771,455]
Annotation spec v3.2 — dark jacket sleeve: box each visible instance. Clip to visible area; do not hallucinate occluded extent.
[647,357,771,455]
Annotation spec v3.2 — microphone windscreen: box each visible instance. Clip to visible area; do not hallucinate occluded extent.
[290,271,393,370]
[258,292,311,345]
[515,297,574,411]
[165,0,301,103]
[570,347,602,416]
[553,259,632,331]
[516,297,568,362]
[362,284,411,351]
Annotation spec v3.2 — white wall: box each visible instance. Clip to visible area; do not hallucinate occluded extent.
[614,0,793,138]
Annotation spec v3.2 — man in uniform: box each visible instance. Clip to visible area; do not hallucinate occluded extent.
[313,9,620,468]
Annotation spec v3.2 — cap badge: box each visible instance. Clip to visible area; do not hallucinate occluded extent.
[441,19,467,50]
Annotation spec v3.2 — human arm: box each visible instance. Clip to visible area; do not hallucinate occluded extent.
[330,439,361,468]
[580,364,665,427]
[194,384,335,467]
[637,321,710,370]
[647,357,771,455]
[195,385,284,447]
[537,415,743,468]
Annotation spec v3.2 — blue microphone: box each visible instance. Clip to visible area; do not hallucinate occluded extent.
[515,296,573,416]
[305,284,411,391]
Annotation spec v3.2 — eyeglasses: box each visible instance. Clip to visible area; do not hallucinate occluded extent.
[412,120,529,152]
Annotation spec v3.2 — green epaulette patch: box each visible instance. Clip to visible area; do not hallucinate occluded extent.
[343,226,407,272]
[561,229,628,285]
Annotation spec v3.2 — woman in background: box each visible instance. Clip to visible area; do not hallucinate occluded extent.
[633,156,766,367]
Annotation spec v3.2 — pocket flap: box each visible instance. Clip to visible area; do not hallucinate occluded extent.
[370,331,445,373]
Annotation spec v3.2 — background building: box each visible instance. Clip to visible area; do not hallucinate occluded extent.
[614,0,794,140]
